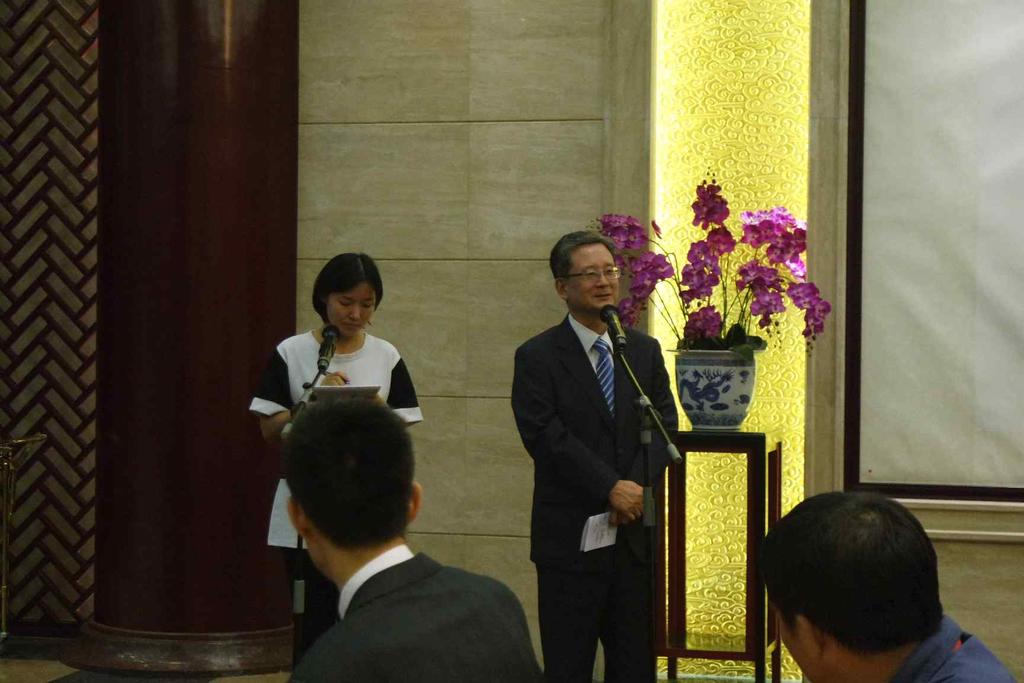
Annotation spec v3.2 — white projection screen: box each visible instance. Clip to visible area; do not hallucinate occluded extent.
[854,0,1024,493]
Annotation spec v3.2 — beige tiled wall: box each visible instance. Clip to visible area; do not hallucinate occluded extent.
[297,0,646,660]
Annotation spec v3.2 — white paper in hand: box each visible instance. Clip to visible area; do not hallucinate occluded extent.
[579,512,618,552]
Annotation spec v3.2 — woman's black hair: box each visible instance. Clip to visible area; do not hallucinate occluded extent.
[311,253,384,322]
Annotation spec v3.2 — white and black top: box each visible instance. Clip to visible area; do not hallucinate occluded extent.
[250,331,422,547]
[250,331,422,423]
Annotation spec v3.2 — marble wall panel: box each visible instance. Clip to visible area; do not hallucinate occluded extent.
[297,124,470,260]
[809,0,844,122]
[466,259,567,397]
[296,258,469,397]
[408,396,468,530]
[806,113,845,492]
[468,121,604,259]
[909,505,1024,535]
[807,0,852,494]
[300,0,606,124]
[605,0,652,216]
[295,259,324,332]
[935,542,1024,678]
[464,397,534,535]
[410,396,533,536]
[299,0,471,123]
[298,120,603,264]
[468,0,606,121]
[371,260,470,396]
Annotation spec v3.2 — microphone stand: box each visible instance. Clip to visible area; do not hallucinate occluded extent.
[288,325,336,433]
[291,533,306,669]
[612,342,679,683]
[286,336,334,667]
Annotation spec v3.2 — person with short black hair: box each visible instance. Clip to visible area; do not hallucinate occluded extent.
[250,252,422,656]
[284,398,412,551]
[512,230,678,682]
[310,252,385,324]
[761,491,1014,683]
[547,230,618,281]
[284,400,542,683]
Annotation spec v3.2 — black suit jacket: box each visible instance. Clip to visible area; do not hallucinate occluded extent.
[511,317,678,571]
[290,554,542,682]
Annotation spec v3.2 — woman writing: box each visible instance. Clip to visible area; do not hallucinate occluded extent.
[249,252,422,656]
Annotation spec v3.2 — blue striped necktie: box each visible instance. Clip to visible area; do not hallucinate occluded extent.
[593,338,615,416]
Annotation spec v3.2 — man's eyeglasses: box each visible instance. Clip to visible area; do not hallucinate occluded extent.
[563,267,621,283]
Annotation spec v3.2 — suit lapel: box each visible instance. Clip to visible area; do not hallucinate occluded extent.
[554,317,615,432]
[613,337,645,471]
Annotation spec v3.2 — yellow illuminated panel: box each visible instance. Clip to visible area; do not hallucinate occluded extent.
[653,0,810,677]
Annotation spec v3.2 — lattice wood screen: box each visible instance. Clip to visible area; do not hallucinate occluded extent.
[1,0,99,631]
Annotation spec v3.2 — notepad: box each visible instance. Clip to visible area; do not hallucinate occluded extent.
[310,384,380,403]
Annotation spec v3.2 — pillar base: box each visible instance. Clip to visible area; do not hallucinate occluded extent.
[61,620,291,675]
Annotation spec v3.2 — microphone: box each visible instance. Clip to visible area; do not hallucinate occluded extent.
[600,305,627,351]
[317,325,340,372]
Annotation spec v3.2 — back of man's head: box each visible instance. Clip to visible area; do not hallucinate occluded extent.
[762,491,942,653]
[284,400,413,548]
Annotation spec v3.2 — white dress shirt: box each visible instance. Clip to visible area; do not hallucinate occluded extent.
[336,544,415,619]
[567,313,615,374]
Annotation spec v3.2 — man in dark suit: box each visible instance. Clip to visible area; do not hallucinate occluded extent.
[284,400,542,683]
[512,230,678,682]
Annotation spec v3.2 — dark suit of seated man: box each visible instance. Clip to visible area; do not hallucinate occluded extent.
[761,491,1015,683]
[284,400,543,683]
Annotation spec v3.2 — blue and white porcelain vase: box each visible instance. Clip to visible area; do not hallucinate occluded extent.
[675,350,757,430]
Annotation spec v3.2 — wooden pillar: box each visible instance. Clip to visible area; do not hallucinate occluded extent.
[63,0,297,673]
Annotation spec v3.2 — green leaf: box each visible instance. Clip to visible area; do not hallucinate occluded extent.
[746,335,767,351]
[724,323,747,347]
[731,343,756,362]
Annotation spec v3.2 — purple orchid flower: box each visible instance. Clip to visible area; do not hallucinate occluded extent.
[683,305,723,341]
[680,240,721,302]
[628,251,674,299]
[691,180,730,229]
[736,261,782,292]
[706,226,736,256]
[617,296,644,327]
[600,214,649,250]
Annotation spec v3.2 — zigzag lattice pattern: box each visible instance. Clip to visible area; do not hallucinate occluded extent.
[0,0,99,630]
